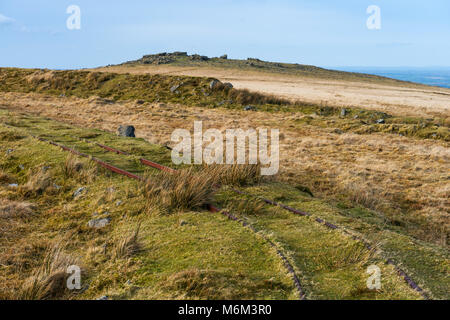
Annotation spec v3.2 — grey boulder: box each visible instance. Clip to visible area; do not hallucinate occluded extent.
[118,125,135,137]
[88,218,111,229]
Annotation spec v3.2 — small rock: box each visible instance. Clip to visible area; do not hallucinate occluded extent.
[8,184,18,188]
[96,296,109,301]
[209,79,220,90]
[59,93,66,98]
[170,84,181,93]
[340,108,348,117]
[136,100,145,105]
[6,149,14,155]
[118,125,135,138]
[353,115,359,119]
[376,119,386,124]
[244,105,257,111]
[88,217,111,229]
[179,220,188,226]
[18,164,25,170]
[73,187,86,198]
[115,200,122,207]
[53,184,62,190]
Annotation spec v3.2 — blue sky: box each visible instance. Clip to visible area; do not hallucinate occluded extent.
[0,0,449,69]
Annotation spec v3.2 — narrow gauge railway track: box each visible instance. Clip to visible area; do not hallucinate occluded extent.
[80,137,430,300]
[28,135,307,300]
[1,119,428,300]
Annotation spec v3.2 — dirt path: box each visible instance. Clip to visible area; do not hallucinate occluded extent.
[95,65,450,119]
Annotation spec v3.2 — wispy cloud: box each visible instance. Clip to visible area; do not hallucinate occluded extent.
[0,13,15,25]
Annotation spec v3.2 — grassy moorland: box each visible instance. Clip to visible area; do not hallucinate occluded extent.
[0,68,448,141]
[0,58,448,300]
[0,111,430,300]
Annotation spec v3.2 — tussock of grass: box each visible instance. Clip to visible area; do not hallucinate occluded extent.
[112,224,142,259]
[316,242,375,270]
[0,130,25,141]
[0,169,14,184]
[0,199,35,219]
[21,167,53,195]
[61,154,97,184]
[143,167,214,212]
[223,197,266,216]
[204,163,263,187]
[18,244,80,300]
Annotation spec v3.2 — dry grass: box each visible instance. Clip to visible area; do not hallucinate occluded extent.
[61,154,97,184]
[1,91,448,245]
[112,224,142,259]
[0,169,14,184]
[143,167,215,212]
[0,199,35,219]
[21,167,52,195]
[317,242,376,270]
[204,163,263,187]
[223,197,266,216]
[17,244,80,300]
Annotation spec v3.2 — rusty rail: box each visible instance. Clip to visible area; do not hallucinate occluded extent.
[34,135,306,300]
[85,138,429,300]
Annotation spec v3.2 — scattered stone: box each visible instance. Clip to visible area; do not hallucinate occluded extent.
[170,84,181,93]
[340,108,348,117]
[59,93,66,98]
[190,54,209,61]
[88,217,111,229]
[244,105,257,111]
[220,54,228,59]
[209,79,220,90]
[6,149,14,155]
[8,184,18,188]
[96,296,109,301]
[353,115,359,119]
[53,184,62,190]
[115,200,122,207]
[179,220,188,226]
[118,125,136,138]
[376,119,386,124]
[73,187,86,198]
[18,164,25,170]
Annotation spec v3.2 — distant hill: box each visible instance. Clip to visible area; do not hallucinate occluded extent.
[119,52,420,86]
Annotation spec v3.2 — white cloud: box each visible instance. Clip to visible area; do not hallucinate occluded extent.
[0,13,15,25]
